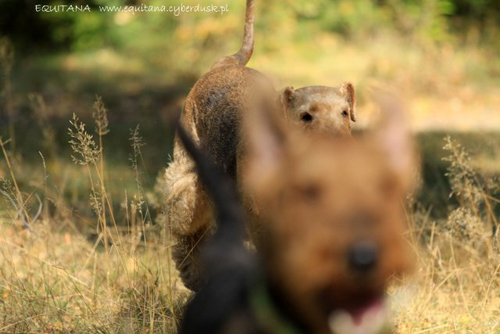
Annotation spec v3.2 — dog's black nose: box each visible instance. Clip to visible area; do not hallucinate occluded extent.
[348,241,378,273]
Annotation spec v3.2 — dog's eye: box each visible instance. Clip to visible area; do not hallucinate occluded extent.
[341,109,349,118]
[300,112,313,122]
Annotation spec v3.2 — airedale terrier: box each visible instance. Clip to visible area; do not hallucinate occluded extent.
[163,0,357,291]
[177,94,417,334]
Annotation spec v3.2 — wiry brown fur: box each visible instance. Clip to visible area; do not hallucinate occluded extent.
[163,0,357,290]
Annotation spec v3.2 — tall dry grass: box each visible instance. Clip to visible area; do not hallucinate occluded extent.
[0,98,188,333]
[2,102,499,333]
[394,137,500,333]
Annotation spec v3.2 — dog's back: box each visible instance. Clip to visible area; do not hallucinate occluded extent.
[183,65,275,179]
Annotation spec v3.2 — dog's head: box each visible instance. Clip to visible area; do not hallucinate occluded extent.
[244,93,416,334]
[279,82,356,137]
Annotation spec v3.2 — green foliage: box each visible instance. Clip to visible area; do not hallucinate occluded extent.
[298,0,391,37]
[2,0,500,56]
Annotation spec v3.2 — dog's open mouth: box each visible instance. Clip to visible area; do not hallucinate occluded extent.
[327,296,387,334]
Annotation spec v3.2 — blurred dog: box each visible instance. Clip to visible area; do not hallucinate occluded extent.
[242,93,417,333]
[178,94,417,334]
[163,0,357,291]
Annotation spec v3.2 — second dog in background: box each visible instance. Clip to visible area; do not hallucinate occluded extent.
[162,0,357,291]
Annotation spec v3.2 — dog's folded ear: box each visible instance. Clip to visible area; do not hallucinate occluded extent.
[277,86,295,120]
[340,82,356,122]
[371,91,417,192]
[280,86,295,103]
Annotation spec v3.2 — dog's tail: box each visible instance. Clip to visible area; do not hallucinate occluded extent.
[211,0,255,69]
[235,0,255,65]
[176,122,246,249]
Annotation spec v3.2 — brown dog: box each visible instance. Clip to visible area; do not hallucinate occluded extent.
[241,93,417,334]
[163,0,356,291]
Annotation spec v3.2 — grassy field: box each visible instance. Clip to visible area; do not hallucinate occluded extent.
[1,3,500,332]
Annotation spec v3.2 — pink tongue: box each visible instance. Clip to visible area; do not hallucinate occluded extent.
[349,298,383,325]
